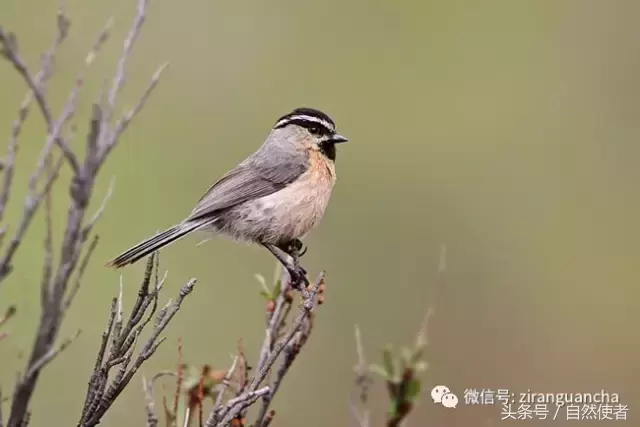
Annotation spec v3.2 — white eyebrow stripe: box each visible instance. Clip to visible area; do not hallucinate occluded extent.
[274,115,335,132]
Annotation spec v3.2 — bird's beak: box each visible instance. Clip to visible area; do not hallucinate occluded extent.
[330,134,348,144]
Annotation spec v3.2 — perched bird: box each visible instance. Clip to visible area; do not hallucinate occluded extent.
[106,107,348,285]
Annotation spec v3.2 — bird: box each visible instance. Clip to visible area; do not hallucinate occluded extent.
[106,107,348,287]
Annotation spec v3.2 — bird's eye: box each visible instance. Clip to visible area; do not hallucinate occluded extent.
[308,126,320,135]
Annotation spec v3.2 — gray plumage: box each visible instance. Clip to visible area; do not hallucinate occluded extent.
[107,107,347,269]
[189,133,309,220]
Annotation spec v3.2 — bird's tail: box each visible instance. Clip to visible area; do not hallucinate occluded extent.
[106,221,208,268]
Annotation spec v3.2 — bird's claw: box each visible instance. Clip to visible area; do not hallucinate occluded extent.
[265,242,308,292]
[288,239,308,258]
[299,245,308,257]
[287,265,309,291]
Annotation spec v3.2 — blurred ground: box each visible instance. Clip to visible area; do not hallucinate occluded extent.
[0,0,639,425]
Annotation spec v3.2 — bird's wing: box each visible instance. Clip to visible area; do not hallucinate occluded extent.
[186,149,309,221]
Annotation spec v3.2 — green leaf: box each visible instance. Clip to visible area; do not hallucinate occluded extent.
[259,290,271,300]
[388,399,399,417]
[407,378,422,400]
[272,280,282,299]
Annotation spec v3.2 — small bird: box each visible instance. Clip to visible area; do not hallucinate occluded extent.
[106,107,348,285]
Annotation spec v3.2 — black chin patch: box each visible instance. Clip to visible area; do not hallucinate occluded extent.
[320,141,336,161]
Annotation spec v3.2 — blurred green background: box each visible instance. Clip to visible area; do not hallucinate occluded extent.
[1,0,639,425]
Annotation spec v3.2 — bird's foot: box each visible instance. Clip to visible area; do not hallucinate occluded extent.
[286,265,309,293]
[264,243,309,295]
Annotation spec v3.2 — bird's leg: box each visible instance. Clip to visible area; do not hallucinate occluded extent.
[264,243,309,291]
[284,239,307,275]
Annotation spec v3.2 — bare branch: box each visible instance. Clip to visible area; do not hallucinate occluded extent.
[23,329,81,381]
[261,410,276,427]
[215,387,271,427]
[110,63,167,141]
[255,265,291,376]
[212,355,239,413]
[104,0,148,125]
[79,254,197,427]
[4,1,167,424]
[97,0,154,162]
[350,325,371,427]
[0,91,30,226]
[208,272,324,427]
[0,156,64,281]
[83,177,115,234]
[80,298,117,420]
[0,18,78,173]
[0,12,116,286]
[0,9,69,226]
[100,62,168,162]
[0,226,7,251]
[142,375,159,427]
[41,173,55,308]
[63,234,100,312]
[0,305,17,342]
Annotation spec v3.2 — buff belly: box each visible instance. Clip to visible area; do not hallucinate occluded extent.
[212,156,336,246]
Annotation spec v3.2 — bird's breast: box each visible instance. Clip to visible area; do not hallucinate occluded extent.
[216,151,336,245]
[260,150,336,241]
[218,151,337,245]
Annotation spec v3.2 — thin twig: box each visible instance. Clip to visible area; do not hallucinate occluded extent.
[0,13,106,280]
[350,325,371,427]
[83,177,115,234]
[0,10,69,228]
[80,277,197,427]
[97,0,150,159]
[41,173,54,304]
[0,156,64,281]
[0,19,78,173]
[114,63,168,139]
[142,375,159,427]
[212,273,324,427]
[99,62,168,162]
[215,387,271,427]
[63,234,100,312]
[104,0,148,125]
[5,1,166,424]
[23,329,82,381]
[204,356,239,426]
[255,268,290,377]
[250,275,322,391]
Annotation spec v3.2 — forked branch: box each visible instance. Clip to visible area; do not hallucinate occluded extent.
[0,1,169,426]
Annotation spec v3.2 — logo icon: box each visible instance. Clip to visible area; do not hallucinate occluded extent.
[431,385,451,404]
[441,392,459,409]
[431,385,458,409]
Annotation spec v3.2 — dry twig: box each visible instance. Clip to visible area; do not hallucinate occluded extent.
[78,254,196,427]
[204,270,325,427]
[0,1,170,426]
[350,325,372,427]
